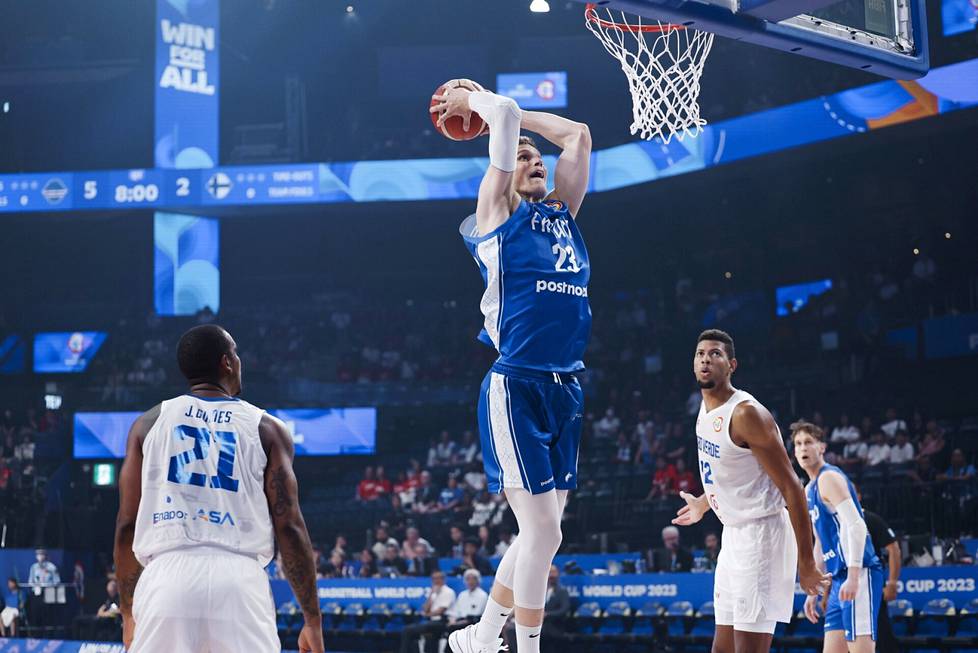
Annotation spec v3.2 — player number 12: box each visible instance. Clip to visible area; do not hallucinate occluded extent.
[700,460,714,485]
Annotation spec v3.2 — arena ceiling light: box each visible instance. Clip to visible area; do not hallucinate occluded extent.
[530,0,551,13]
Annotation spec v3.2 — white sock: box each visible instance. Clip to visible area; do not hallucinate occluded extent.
[475,596,512,643]
[516,623,542,653]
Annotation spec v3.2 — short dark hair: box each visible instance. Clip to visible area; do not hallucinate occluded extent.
[790,420,824,442]
[518,135,538,150]
[697,329,735,359]
[176,325,232,383]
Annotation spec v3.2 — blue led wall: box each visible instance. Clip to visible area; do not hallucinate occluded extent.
[154,212,220,316]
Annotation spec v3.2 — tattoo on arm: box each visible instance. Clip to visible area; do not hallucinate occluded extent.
[118,568,143,613]
[270,466,291,518]
[267,462,320,619]
[280,532,320,618]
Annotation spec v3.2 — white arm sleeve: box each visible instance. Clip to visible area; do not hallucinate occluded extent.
[468,91,522,173]
[835,497,868,568]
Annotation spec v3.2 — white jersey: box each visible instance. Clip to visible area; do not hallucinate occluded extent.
[695,389,786,527]
[132,395,274,567]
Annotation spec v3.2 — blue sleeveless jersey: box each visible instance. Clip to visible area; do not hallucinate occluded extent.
[806,464,881,576]
[460,199,591,372]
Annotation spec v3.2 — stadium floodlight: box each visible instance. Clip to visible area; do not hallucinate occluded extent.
[530,0,550,13]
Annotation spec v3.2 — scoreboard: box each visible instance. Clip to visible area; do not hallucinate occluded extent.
[0,163,329,213]
[0,56,975,214]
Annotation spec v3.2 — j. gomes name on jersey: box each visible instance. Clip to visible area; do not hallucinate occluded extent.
[461,199,591,373]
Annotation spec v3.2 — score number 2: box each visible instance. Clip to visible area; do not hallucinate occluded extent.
[175,177,190,197]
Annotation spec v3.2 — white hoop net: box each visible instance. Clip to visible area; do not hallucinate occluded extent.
[585,4,714,144]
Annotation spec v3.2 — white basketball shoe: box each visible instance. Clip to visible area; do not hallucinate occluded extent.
[448,623,508,653]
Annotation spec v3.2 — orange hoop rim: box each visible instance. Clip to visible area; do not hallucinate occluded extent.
[585,2,686,33]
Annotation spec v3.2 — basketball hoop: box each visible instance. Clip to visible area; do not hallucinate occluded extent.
[585,3,714,143]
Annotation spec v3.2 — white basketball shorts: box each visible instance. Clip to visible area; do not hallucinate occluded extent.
[714,509,797,634]
[131,546,280,653]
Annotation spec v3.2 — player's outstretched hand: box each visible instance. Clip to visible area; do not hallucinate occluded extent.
[803,594,821,624]
[298,621,325,653]
[671,491,708,526]
[798,560,832,596]
[429,81,481,131]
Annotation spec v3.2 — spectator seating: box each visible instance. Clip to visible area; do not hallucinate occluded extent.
[956,597,978,637]
[571,601,603,635]
[890,598,915,636]
[664,600,694,637]
[598,601,631,635]
[385,603,414,632]
[690,601,714,637]
[338,602,365,631]
[915,598,956,637]
[630,600,662,636]
[362,603,389,631]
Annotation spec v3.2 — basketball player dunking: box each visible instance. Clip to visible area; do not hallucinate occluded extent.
[793,421,884,653]
[114,325,324,653]
[674,329,831,653]
[430,85,591,653]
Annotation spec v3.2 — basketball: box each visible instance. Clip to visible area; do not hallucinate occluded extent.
[430,79,488,141]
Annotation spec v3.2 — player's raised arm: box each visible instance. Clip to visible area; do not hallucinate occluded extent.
[260,414,325,653]
[113,404,160,649]
[520,111,591,218]
[731,402,830,596]
[431,86,522,235]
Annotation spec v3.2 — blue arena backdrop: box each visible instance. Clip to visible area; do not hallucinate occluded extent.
[267,408,377,456]
[73,411,142,459]
[33,332,107,373]
[0,563,974,653]
[944,0,978,35]
[0,335,26,373]
[775,279,833,317]
[154,212,220,316]
[73,407,376,459]
[154,0,220,169]
[0,57,975,214]
[267,566,978,614]
[0,642,300,653]
[923,312,978,360]
[497,71,568,109]
[886,325,919,360]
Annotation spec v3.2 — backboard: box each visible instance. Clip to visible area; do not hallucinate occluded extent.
[573,0,929,79]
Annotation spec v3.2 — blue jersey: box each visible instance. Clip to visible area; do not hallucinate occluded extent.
[807,463,881,577]
[460,199,591,372]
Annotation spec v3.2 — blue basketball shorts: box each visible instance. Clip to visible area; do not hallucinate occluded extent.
[824,566,885,641]
[477,362,584,495]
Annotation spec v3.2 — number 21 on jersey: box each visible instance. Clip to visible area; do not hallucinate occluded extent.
[168,425,239,492]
